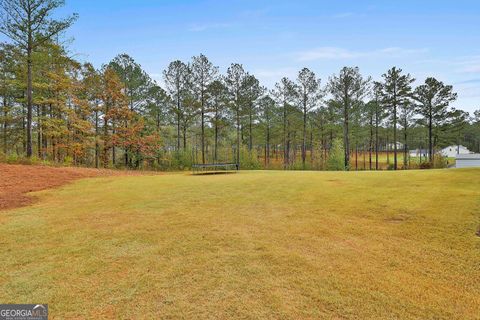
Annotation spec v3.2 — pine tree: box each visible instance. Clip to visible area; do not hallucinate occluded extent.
[328,67,370,170]
[225,63,246,165]
[206,80,228,163]
[380,67,414,170]
[272,77,296,168]
[295,68,322,169]
[413,77,457,162]
[0,0,77,157]
[164,60,189,151]
[191,54,218,164]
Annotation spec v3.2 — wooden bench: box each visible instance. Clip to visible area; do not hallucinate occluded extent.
[192,163,239,174]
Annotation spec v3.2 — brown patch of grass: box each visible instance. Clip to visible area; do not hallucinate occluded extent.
[0,163,148,210]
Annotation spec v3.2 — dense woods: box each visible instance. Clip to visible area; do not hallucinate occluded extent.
[1,1,479,171]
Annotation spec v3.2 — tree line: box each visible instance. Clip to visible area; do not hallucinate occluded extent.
[1,0,479,171]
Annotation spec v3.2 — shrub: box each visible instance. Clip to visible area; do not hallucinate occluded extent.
[310,142,326,171]
[63,156,74,166]
[387,163,395,170]
[171,149,193,170]
[239,146,261,170]
[6,153,19,164]
[289,160,313,171]
[327,139,345,171]
[4,153,36,165]
[419,161,433,169]
[433,155,448,169]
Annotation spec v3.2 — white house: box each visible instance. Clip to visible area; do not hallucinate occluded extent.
[441,145,472,158]
[386,142,404,150]
[456,154,480,168]
[409,149,428,158]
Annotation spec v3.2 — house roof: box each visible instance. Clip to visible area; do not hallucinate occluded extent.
[442,145,468,150]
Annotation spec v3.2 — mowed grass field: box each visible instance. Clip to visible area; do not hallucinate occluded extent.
[1,169,479,319]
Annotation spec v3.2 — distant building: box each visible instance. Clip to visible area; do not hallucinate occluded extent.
[386,142,404,150]
[456,154,480,168]
[441,145,472,158]
[409,149,428,158]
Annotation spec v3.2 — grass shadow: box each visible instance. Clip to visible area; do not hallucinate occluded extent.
[191,171,238,176]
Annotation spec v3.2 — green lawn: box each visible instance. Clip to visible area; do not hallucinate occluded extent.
[1,169,479,319]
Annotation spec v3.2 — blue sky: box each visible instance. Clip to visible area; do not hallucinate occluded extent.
[9,0,480,112]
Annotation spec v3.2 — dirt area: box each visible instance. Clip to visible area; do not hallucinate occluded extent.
[0,164,140,211]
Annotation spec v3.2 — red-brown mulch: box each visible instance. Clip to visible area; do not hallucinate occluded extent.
[0,164,143,211]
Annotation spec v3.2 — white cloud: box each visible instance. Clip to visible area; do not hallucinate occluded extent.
[296,46,428,62]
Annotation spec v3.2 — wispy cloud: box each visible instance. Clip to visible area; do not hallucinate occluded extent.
[455,55,480,73]
[456,85,480,98]
[238,8,270,19]
[456,78,480,85]
[461,65,480,73]
[187,23,231,32]
[296,47,428,62]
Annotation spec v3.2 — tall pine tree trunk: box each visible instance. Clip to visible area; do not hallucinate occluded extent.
[375,117,379,170]
[201,92,205,164]
[112,124,116,166]
[37,106,41,158]
[26,46,33,157]
[236,107,240,165]
[214,117,218,163]
[95,110,99,168]
[249,108,253,152]
[103,109,109,168]
[428,108,433,163]
[283,103,287,169]
[177,96,181,151]
[124,119,129,168]
[302,106,307,169]
[183,124,187,150]
[343,102,350,170]
[41,105,47,160]
[386,131,390,166]
[404,120,408,169]
[355,142,358,171]
[393,102,398,170]
[3,98,7,155]
[369,120,373,170]
[265,124,270,167]
[363,144,366,170]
